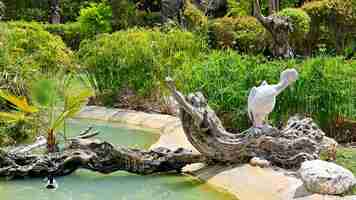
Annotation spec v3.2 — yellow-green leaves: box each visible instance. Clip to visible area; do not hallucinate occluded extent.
[64,88,93,118]
[0,111,26,124]
[0,89,37,124]
[0,90,38,113]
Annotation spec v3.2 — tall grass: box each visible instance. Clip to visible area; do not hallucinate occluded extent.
[77,30,356,140]
[77,27,208,105]
[176,51,356,136]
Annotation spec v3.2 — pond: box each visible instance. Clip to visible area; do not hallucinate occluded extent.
[0,119,238,200]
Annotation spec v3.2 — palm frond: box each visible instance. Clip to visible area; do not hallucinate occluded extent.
[64,88,93,118]
[51,110,70,132]
[0,111,26,123]
[30,79,58,107]
[0,90,38,113]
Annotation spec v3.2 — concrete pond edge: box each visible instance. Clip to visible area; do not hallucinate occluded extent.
[75,106,356,200]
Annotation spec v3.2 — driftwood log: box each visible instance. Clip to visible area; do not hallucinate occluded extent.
[166,77,328,168]
[0,129,205,179]
[0,79,331,179]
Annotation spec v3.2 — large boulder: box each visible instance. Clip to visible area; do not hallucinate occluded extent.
[299,160,356,194]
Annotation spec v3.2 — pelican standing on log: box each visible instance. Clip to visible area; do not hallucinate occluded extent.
[248,69,299,128]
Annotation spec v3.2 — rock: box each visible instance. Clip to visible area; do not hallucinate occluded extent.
[250,157,271,168]
[281,116,338,161]
[299,160,356,195]
[320,136,338,161]
[281,116,325,142]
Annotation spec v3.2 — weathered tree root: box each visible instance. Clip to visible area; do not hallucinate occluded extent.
[166,77,327,169]
[0,138,205,179]
[0,80,332,179]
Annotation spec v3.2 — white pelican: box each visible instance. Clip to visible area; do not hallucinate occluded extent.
[248,68,299,128]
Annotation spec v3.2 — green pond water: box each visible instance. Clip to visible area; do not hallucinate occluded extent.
[0,119,237,200]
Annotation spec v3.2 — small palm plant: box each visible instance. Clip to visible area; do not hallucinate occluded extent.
[0,75,93,149]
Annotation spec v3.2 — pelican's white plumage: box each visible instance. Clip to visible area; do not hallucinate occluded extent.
[248,69,298,127]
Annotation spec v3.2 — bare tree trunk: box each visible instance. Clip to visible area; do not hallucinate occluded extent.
[161,0,185,25]
[268,0,279,15]
[205,0,227,18]
[48,0,60,24]
[0,1,5,20]
[254,0,293,58]
[111,0,120,31]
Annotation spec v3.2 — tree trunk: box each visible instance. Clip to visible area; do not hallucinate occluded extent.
[48,0,60,24]
[268,0,279,15]
[254,0,293,58]
[111,0,121,31]
[0,1,5,20]
[205,0,227,18]
[161,0,185,25]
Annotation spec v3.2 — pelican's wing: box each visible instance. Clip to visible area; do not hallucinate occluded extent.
[247,86,257,121]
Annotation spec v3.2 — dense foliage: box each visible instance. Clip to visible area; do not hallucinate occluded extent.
[77,2,112,36]
[176,52,356,136]
[77,28,207,105]
[277,8,311,53]
[44,22,83,50]
[77,27,356,139]
[301,0,356,54]
[1,0,101,22]
[183,1,208,30]
[0,22,74,96]
[208,16,271,54]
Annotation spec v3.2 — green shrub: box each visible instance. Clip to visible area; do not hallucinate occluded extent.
[326,0,356,26]
[302,0,329,23]
[183,1,208,30]
[1,0,101,22]
[61,0,102,22]
[77,28,207,106]
[15,8,47,21]
[208,16,271,54]
[280,0,299,9]
[226,0,252,16]
[175,51,356,135]
[0,21,74,95]
[135,11,162,27]
[302,0,356,55]
[77,2,112,37]
[278,8,310,39]
[111,0,137,30]
[277,8,311,54]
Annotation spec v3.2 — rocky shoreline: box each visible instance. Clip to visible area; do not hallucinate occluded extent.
[76,106,356,200]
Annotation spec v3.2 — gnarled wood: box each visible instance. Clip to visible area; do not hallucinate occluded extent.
[254,0,293,58]
[0,79,331,179]
[166,77,325,168]
[0,137,205,179]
